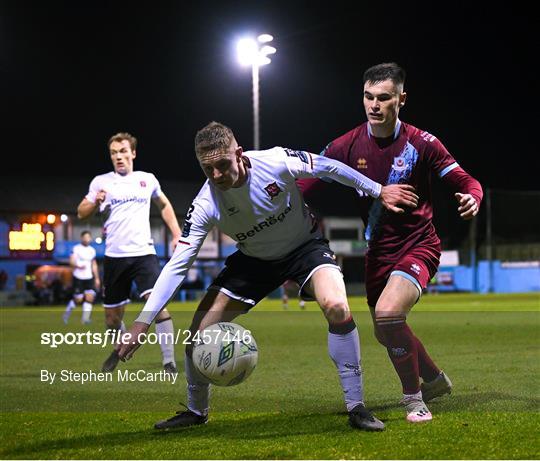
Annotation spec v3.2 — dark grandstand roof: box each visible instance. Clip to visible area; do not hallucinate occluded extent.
[0,175,202,217]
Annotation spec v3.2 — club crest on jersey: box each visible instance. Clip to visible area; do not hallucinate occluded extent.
[392,157,408,172]
[357,158,368,169]
[264,182,282,199]
[140,181,146,188]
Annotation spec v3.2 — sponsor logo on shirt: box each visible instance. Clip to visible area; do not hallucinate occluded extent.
[140,181,146,187]
[110,196,148,206]
[357,158,368,169]
[264,182,282,200]
[236,203,292,241]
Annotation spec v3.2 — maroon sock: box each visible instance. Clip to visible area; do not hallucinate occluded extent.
[412,332,440,382]
[376,317,420,394]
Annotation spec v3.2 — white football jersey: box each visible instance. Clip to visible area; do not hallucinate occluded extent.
[72,243,96,280]
[85,171,161,257]
[136,147,381,324]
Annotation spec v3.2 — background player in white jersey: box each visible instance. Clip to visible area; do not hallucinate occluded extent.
[118,122,419,432]
[63,230,100,324]
[77,132,181,375]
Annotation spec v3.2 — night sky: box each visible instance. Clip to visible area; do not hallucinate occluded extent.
[3,2,538,190]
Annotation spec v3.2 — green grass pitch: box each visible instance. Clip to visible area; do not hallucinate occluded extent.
[1,293,539,459]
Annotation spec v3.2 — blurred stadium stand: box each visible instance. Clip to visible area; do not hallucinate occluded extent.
[0,175,539,305]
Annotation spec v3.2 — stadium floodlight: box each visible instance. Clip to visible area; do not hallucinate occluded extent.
[60,214,68,223]
[257,34,274,43]
[237,38,258,67]
[236,33,277,150]
[46,214,56,225]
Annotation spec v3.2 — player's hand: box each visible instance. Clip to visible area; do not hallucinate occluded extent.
[95,189,107,206]
[117,321,149,361]
[379,184,419,213]
[455,193,478,220]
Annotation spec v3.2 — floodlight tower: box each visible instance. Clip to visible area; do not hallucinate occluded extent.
[236,34,276,150]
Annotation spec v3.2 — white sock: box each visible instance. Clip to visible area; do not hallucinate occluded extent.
[328,327,364,412]
[185,352,210,416]
[65,300,76,312]
[403,390,423,401]
[81,302,92,323]
[155,318,175,365]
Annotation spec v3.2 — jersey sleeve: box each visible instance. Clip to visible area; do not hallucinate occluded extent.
[441,166,484,206]
[282,147,382,198]
[422,133,460,178]
[321,140,346,162]
[85,176,101,204]
[149,173,162,199]
[135,190,216,324]
[296,141,345,196]
[421,132,483,205]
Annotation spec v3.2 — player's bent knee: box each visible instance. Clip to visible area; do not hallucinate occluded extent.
[321,299,350,324]
[104,310,122,328]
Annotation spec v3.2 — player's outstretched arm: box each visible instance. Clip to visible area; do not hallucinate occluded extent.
[118,198,214,361]
[289,151,418,212]
[116,243,199,361]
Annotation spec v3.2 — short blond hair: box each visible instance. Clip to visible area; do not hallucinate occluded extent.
[108,132,137,151]
[194,122,235,158]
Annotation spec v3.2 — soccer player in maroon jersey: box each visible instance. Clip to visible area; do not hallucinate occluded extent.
[299,63,483,423]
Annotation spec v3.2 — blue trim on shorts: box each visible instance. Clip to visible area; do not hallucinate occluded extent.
[390,270,422,295]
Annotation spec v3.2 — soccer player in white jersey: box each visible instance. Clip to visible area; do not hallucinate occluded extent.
[63,230,100,324]
[118,122,419,431]
[77,132,182,375]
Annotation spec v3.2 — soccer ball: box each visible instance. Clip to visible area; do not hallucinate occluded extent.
[192,322,258,387]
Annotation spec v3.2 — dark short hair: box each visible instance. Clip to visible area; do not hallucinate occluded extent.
[80,230,91,238]
[363,62,406,88]
[108,132,137,151]
[194,121,235,158]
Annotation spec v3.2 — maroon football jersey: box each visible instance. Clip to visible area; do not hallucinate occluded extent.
[304,120,482,262]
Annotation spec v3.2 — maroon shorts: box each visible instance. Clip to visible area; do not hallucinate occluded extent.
[365,245,440,307]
